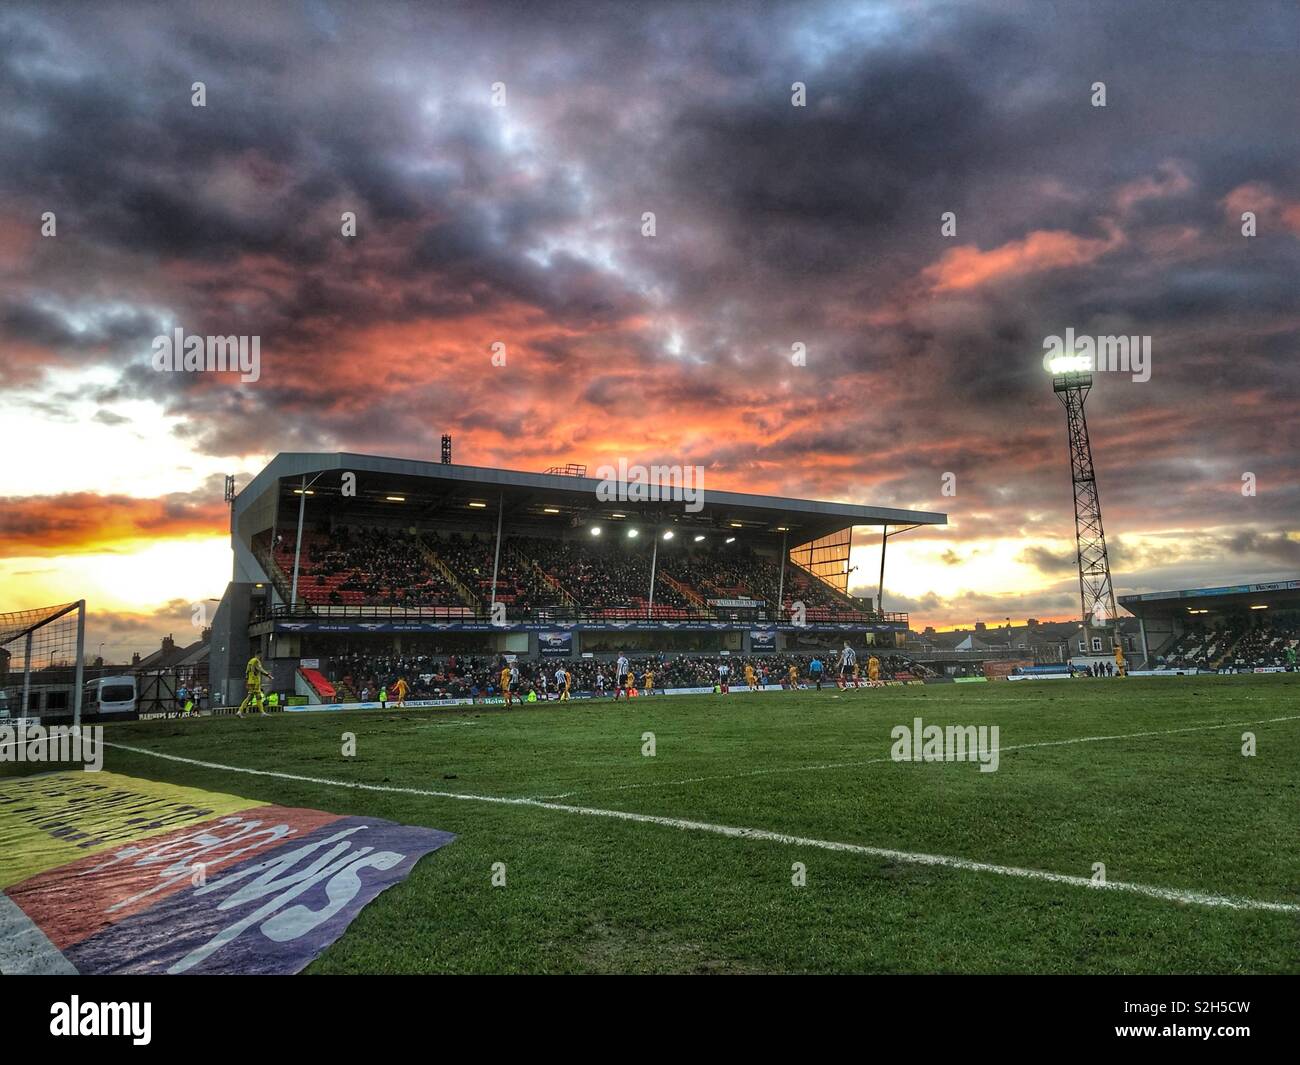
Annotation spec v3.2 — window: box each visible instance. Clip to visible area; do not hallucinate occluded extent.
[1091,637,1103,653]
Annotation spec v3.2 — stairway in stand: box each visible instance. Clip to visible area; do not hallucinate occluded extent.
[419,540,482,608]
[659,572,712,617]
[508,545,579,607]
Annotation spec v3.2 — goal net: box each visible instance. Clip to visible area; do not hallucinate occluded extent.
[0,600,85,724]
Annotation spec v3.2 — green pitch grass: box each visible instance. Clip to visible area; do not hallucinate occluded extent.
[9,675,1300,973]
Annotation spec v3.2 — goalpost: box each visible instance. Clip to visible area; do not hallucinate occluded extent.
[0,600,86,726]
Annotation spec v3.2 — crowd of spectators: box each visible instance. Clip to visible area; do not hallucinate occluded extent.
[508,536,691,615]
[266,527,869,621]
[1158,615,1299,670]
[322,649,925,702]
[272,528,461,606]
[1162,620,1245,670]
[427,533,563,610]
[1219,616,1299,670]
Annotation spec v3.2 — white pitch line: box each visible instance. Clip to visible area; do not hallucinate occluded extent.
[99,740,1300,914]
[532,713,1300,799]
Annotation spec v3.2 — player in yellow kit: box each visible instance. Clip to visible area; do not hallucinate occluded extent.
[499,663,514,707]
[744,663,758,691]
[787,663,799,689]
[1114,643,1126,677]
[642,667,654,695]
[867,654,882,688]
[237,653,273,717]
[851,661,861,689]
[393,676,409,708]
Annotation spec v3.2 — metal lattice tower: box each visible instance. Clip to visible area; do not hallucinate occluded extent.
[1053,369,1119,637]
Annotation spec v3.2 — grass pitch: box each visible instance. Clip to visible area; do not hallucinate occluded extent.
[9,675,1299,973]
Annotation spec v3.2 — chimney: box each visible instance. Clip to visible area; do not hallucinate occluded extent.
[131,652,141,666]
[162,634,176,654]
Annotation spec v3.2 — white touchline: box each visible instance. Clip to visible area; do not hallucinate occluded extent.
[101,739,1300,914]
[532,713,1300,799]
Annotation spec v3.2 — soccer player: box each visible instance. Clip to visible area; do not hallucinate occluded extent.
[744,663,758,691]
[237,653,273,716]
[562,667,573,701]
[851,660,861,689]
[499,661,514,708]
[787,663,799,689]
[717,661,730,693]
[596,669,607,695]
[554,665,568,701]
[867,654,882,688]
[642,665,655,695]
[613,654,630,700]
[837,642,856,690]
[1114,643,1126,678]
[393,676,409,708]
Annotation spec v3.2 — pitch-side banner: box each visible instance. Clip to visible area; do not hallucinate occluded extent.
[0,771,453,975]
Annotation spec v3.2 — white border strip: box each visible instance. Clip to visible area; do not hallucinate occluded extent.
[99,740,1300,914]
[0,893,78,975]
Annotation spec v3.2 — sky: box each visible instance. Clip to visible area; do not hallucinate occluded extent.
[1,0,1298,660]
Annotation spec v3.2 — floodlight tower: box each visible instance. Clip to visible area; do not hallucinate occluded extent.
[1050,356,1120,650]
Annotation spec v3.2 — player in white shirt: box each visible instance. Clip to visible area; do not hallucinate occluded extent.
[717,661,730,693]
[838,643,857,690]
[613,655,630,700]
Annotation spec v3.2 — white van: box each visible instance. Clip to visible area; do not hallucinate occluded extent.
[82,675,139,721]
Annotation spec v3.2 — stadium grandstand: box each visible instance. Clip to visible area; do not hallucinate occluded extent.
[1119,580,1300,673]
[208,453,946,707]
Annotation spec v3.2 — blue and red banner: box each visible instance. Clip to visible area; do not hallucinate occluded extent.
[0,772,453,975]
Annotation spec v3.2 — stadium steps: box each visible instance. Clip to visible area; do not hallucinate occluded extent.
[508,546,580,607]
[1210,630,1247,671]
[419,541,482,607]
[254,543,308,611]
[658,573,712,616]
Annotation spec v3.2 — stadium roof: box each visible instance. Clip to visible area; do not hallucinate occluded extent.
[235,452,946,547]
[1119,579,1300,619]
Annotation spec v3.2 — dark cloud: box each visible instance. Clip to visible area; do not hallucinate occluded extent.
[2,0,1298,630]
